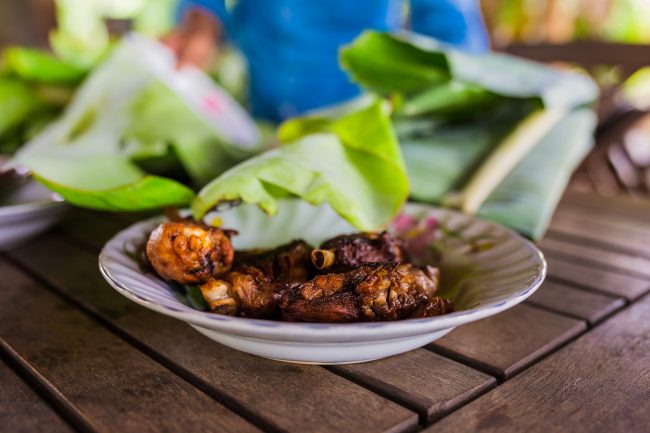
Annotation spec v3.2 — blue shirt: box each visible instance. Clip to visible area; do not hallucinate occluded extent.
[179,0,489,122]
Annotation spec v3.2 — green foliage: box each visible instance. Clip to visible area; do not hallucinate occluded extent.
[341,31,599,239]
[193,96,409,230]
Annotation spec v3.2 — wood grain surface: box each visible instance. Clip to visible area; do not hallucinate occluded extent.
[427,295,650,432]
[0,361,72,433]
[549,208,650,257]
[544,255,650,300]
[0,259,261,433]
[430,304,587,380]
[6,233,419,433]
[540,237,650,279]
[561,191,650,222]
[330,349,496,423]
[526,281,625,325]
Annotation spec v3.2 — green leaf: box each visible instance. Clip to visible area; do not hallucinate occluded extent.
[279,95,405,170]
[124,82,246,186]
[25,155,194,211]
[340,31,449,94]
[478,109,596,240]
[0,78,43,136]
[342,31,598,110]
[444,108,566,214]
[2,47,87,83]
[400,81,501,117]
[398,101,534,204]
[401,125,496,203]
[193,96,409,230]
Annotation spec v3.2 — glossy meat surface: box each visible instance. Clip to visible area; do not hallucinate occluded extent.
[281,263,453,322]
[145,221,235,285]
[209,240,314,318]
[311,231,408,273]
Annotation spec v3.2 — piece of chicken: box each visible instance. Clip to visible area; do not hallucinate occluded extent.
[202,240,315,318]
[280,263,453,322]
[146,221,235,285]
[311,231,408,273]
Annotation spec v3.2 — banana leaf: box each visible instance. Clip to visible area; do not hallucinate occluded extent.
[7,37,250,212]
[340,31,598,237]
[124,82,248,186]
[478,109,597,239]
[341,31,598,111]
[0,79,43,137]
[193,96,408,231]
[25,155,194,211]
[1,47,87,83]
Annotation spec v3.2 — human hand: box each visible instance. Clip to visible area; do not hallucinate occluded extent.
[162,7,220,69]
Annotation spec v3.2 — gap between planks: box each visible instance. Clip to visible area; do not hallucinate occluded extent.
[425,302,590,383]
[0,343,89,433]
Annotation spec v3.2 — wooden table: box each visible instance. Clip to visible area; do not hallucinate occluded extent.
[1,188,649,433]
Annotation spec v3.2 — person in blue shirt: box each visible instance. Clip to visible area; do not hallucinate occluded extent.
[165,0,489,122]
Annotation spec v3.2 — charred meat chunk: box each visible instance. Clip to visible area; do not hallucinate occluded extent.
[281,263,453,322]
[202,240,315,318]
[311,231,408,273]
[146,221,235,285]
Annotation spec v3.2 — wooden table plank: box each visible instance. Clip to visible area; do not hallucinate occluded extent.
[427,295,650,433]
[0,361,73,433]
[544,256,650,300]
[0,259,261,433]
[329,349,496,423]
[526,281,625,325]
[558,201,650,232]
[6,233,419,433]
[561,190,650,222]
[540,237,650,279]
[549,208,650,256]
[430,304,586,380]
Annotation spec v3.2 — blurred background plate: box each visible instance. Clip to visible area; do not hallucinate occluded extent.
[0,170,67,251]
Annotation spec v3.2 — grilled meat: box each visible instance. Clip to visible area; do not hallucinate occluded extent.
[281,263,453,322]
[202,240,314,318]
[145,221,235,285]
[144,220,455,323]
[311,231,408,273]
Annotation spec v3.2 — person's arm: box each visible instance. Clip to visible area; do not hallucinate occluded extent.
[162,1,225,69]
[409,0,489,53]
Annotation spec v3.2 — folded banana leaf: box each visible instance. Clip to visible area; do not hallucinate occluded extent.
[341,31,598,111]
[7,38,253,211]
[341,31,599,239]
[478,109,597,239]
[193,96,408,231]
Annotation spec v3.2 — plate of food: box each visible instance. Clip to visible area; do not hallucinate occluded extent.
[0,165,67,251]
[99,199,546,364]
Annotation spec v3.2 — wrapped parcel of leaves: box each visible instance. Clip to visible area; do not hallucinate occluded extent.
[341,31,599,239]
[192,96,409,231]
[8,36,257,211]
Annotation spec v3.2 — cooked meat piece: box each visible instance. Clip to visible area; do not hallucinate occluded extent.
[146,221,235,285]
[280,291,361,323]
[198,279,238,315]
[281,263,453,322]
[203,240,315,318]
[311,231,408,273]
[234,240,314,286]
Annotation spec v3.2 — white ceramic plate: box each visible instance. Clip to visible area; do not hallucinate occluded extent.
[0,176,67,251]
[99,200,546,364]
